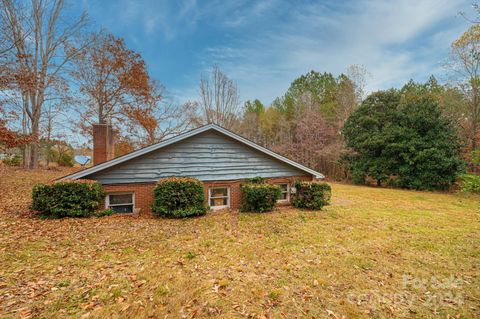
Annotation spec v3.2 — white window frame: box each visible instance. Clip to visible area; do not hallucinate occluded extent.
[105,192,135,213]
[208,186,230,210]
[277,183,290,203]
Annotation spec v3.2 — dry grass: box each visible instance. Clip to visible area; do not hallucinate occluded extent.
[0,167,479,318]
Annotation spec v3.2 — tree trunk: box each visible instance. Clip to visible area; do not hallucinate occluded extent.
[21,98,30,168]
[46,143,51,167]
[22,145,28,168]
[29,118,39,169]
[29,143,39,169]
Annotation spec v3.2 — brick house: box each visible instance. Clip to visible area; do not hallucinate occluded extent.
[59,124,324,215]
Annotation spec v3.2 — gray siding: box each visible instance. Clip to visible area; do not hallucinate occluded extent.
[87,130,308,184]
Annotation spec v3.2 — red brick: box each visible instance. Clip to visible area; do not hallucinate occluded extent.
[93,124,115,165]
[102,175,313,216]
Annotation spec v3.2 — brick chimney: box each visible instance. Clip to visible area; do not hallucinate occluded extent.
[93,124,115,165]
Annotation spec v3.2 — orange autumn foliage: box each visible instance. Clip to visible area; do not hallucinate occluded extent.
[73,32,154,129]
[0,119,34,152]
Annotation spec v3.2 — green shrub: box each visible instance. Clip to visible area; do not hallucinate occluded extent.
[241,183,281,213]
[152,177,207,218]
[292,181,331,210]
[57,153,74,167]
[459,174,480,193]
[3,155,21,166]
[31,180,105,218]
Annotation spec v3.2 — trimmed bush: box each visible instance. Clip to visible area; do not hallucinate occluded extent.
[241,183,281,213]
[459,174,480,193]
[292,181,331,210]
[31,180,105,218]
[152,177,207,218]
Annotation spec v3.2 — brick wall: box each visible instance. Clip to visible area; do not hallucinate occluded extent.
[103,183,156,216]
[93,124,115,165]
[102,175,313,216]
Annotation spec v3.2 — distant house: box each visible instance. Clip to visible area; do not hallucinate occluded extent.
[59,124,324,214]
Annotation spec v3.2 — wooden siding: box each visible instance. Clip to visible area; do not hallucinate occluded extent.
[87,130,308,184]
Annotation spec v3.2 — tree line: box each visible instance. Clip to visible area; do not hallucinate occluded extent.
[1,0,479,189]
[191,23,480,189]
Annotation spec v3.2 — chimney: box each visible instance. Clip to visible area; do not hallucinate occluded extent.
[93,124,115,165]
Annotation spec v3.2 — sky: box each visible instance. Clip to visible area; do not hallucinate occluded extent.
[76,0,473,106]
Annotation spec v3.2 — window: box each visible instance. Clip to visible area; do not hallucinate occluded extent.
[209,186,230,209]
[106,193,134,213]
[277,183,290,202]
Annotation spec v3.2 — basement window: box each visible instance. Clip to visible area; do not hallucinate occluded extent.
[106,193,134,213]
[209,186,230,209]
[277,183,290,202]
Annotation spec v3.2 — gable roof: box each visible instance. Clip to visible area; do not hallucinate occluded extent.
[59,124,324,181]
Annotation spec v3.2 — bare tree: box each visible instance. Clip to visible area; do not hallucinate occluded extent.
[0,0,88,168]
[346,64,369,104]
[334,75,357,129]
[41,100,67,166]
[181,100,204,127]
[450,24,480,154]
[123,84,192,147]
[198,65,241,129]
[272,110,337,168]
[460,1,480,24]
[0,5,29,57]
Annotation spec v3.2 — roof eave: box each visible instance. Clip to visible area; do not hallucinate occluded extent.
[211,125,324,179]
[58,123,325,181]
[57,124,216,181]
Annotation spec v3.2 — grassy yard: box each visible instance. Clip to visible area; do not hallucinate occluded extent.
[0,168,479,318]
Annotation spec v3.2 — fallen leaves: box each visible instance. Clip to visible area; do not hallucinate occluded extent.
[326,308,346,319]
[0,167,479,318]
[0,167,76,215]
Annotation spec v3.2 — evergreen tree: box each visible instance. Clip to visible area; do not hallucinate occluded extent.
[342,90,464,190]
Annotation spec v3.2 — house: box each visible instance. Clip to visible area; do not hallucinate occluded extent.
[59,124,324,215]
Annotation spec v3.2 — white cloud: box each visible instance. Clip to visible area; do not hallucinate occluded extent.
[195,0,471,104]
[106,0,201,40]
[83,0,473,105]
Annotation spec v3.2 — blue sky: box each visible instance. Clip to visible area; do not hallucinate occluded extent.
[76,0,473,106]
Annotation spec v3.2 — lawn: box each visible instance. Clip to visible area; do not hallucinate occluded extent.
[0,167,479,318]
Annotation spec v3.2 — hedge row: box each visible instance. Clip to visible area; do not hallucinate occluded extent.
[241,179,332,213]
[31,176,332,219]
[31,180,105,218]
[151,176,332,215]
